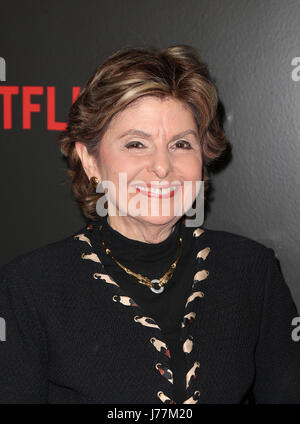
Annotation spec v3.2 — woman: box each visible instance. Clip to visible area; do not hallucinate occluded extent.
[0,45,299,404]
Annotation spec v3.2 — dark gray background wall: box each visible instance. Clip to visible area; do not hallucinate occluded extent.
[1,0,299,307]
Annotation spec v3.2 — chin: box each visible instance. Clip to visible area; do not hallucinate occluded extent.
[132,214,179,227]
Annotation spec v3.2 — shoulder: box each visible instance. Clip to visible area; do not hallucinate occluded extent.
[187,225,286,305]
[0,224,88,290]
[186,223,276,272]
[188,223,273,253]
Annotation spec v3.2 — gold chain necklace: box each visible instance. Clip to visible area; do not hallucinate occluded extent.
[98,224,183,294]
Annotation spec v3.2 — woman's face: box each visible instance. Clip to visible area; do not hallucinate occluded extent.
[79,95,203,227]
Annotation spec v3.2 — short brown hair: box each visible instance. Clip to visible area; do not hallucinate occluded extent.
[58,44,227,220]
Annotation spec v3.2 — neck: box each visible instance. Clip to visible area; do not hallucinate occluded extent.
[106,215,177,244]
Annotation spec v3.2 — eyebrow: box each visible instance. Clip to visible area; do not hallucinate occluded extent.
[118,129,198,142]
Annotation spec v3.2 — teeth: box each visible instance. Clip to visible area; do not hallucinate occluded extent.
[135,185,177,195]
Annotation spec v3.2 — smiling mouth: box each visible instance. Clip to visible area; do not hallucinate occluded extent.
[133,184,181,198]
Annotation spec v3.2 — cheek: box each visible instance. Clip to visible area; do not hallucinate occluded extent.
[176,157,202,180]
[97,150,130,181]
[104,160,139,187]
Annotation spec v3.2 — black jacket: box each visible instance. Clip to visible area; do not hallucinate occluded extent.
[0,219,299,404]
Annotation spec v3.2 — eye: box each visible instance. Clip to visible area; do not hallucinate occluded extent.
[174,140,192,149]
[125,141,145,149]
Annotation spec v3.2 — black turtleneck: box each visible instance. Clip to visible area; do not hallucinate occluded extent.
[87,215,195,403]
[1,215,300,404]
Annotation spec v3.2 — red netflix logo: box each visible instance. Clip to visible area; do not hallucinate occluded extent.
[0,86,81,130]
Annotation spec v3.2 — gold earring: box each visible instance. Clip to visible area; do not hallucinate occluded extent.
[90,176,101,188]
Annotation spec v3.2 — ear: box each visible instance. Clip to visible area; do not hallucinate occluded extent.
[75,141,100,180]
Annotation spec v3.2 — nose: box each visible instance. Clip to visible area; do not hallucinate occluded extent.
[147,146,173,179]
